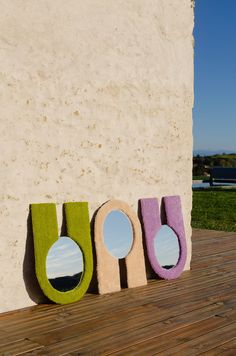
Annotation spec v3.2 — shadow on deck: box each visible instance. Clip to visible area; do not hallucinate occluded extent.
[0,229,236,355]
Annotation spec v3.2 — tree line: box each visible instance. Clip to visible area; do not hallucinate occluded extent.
[193,153,236,177]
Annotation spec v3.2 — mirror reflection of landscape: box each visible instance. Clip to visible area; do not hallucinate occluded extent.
[46,236,84,292]
[104,210,133,259]
[154,225,180,269]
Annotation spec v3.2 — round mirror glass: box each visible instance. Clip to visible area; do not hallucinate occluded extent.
[104,210,133,259]
[154,225,180,269]
[46,236,84,292]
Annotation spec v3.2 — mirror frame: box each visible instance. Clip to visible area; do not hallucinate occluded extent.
[31,202,93,304]
[94,199,147,294]
[140,196,187,279]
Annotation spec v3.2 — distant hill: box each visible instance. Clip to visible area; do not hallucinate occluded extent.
[193,153,236,177]
[49,272,83,292]
[193,149,236,157]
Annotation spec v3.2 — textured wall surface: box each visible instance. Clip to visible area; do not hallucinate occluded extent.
[0,0,194,313]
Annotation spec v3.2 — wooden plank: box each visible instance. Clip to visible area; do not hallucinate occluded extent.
[23,286,236,354]
[206,338,236,355]
[1,261,236,345]
[192,251,236,270]
[194,233,236,243]
[1,262,233,331]
[69,306,236,355]
[109,309,236,355]
[25,298,236,355]
[192,241,236,256]
[191,229,235,240]
[0,339,43,355]
[0,229,235,355]
[1,251,234,331]
[28,295,236,347]
[3,271,236,341]
[191,228,234,242]
[193,237,236,249]
[154,322,236,356]
[0,329,8,338]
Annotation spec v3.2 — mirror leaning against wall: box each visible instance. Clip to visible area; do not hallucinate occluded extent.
[45,213,181,291]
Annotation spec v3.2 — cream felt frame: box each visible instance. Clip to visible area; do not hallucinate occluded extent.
[94,200,147,294]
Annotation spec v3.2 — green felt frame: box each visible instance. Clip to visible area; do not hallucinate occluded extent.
[31,202,93,304]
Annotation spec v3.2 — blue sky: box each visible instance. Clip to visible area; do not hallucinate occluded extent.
[46,236,83,279]
[155,226,179,267]
[194,0,236,152]
[104,211,133,258]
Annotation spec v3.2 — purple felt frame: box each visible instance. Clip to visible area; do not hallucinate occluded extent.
[140,196,187,280]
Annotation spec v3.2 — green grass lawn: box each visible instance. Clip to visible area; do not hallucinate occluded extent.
[192,176,205,181]
[192,188,236,232]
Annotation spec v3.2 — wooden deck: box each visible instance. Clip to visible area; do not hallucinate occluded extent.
[1,229,236,355]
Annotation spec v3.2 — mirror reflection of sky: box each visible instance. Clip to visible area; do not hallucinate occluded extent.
[46,214,180,279]
[46,236,84,279]
[104,210,133,259]
[154,225,180,267]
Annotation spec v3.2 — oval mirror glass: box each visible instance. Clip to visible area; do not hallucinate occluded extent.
[46,236,84,292]
[154,225,180,269]
[104,210,133,259]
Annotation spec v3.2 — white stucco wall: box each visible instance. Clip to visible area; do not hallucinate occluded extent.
[0,0,194,313]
